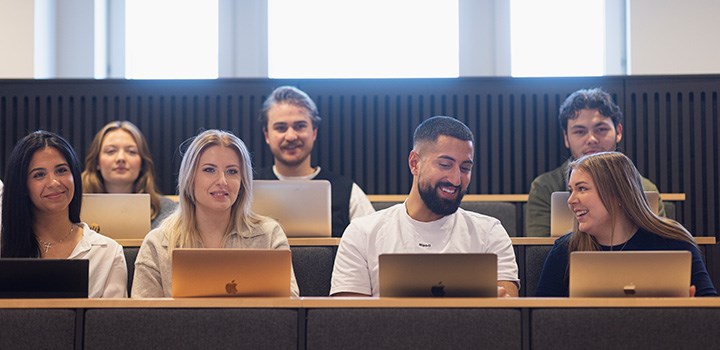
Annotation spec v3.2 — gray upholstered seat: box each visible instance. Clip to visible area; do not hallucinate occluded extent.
[291,246,336,296]
[460,201,518,236]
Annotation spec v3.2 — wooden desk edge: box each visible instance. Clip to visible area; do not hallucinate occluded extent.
[3,297,720,309]
[366,193,686,202]
[119,236,714,247]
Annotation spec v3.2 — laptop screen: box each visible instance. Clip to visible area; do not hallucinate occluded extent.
[569,251,691,297]
[171,248,292,298]
[0,259,89,298]
[251,180,331,237]
[80,193,152,240]
[379,253,497,297]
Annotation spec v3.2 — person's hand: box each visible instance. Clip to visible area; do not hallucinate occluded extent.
[689,285,696,297]
[497,286,511,298]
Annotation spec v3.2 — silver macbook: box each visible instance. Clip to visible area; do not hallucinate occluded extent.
[251,180,331,237]
[379,253,498,297]
[550,191,659,236]
[172,248,292,298]
[569,251,691,297]
[80,193,152,240]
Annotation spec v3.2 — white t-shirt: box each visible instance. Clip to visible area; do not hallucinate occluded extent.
[71,223,128,298]
[271,166,375,220]
[330,203,519,296]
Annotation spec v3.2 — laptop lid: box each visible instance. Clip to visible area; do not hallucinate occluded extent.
[379,253,498,297]
[171,249,292,298]
[569,251,691,297]
[0,259,89,298]
[550,191,660,236]
[251,180,332,237]
[80,193,152,240]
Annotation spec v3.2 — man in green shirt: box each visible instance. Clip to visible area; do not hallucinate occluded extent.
[525,88,664,237]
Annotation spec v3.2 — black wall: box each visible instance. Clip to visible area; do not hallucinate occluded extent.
[1,76,718,236]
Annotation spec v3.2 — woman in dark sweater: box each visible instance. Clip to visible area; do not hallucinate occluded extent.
[535,152,716,297]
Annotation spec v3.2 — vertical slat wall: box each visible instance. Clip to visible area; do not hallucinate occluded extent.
[0,77,717,235]
[624,77,720,236]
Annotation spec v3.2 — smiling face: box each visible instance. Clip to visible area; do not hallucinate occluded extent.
[263,103,317,170]
[567,168,612,237]
[97,129,142,192]
[192,145,242,215]
[410,135,474,217]
[564,109,623,160]
[27,147,75,215]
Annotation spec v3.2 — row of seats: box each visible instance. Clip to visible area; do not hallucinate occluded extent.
[4,304,720,349]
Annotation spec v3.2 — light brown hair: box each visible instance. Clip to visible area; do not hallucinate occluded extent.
[566,152,695,253]
[82,121,163,220]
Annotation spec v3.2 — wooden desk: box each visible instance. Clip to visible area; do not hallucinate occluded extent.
[165,193,687,203]
[367,193,687,202]
[118,236,714,247]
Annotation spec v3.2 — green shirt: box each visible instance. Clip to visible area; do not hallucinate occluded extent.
[525,159,665,237]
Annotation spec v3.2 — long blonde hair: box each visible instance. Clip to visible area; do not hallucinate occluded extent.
[163,129,262,249]
[82,120,163,220]
[566,152,695,253]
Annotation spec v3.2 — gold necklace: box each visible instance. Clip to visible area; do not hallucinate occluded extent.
[37,223,76,253]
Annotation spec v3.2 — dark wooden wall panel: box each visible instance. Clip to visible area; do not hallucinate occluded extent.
[624,77,720,236]
[0,77,717,236]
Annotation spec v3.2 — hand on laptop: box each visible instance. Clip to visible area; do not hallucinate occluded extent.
[497,286,511,298]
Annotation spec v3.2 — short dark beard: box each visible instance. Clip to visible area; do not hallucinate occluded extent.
[418,181,465,216]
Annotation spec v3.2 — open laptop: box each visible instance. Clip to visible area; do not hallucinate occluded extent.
[550,191,660,236]
[379,253,498,297]
[80,193,152,240]
[0,259,88,298]
[171,249,292,298]
[251,180,332,237]
[569,251,691,297]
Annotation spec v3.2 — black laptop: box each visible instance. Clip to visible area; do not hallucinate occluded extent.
[0,259,89,298]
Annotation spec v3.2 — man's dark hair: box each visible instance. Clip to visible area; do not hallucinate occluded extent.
[413,116,474,147]
[558,88,622,133]
[259,86,321,130]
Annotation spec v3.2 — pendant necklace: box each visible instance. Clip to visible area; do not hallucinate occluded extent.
[37,223,76,253]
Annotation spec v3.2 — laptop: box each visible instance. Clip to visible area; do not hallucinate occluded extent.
[0,259,89,298]
[80,193,152,240]
[171,248,292,298]
[251,180,332,237]
[379,253,498,297]
[550,191,660,236]
[569,251,691,297]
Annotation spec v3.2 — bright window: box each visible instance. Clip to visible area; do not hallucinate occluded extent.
[268,0,458,78]
[510,0,605,77]
[125,0,218,79]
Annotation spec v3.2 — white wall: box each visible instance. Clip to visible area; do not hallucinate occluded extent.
[3,0,720,78]
[0,0,35,78]
[627,0,720,74]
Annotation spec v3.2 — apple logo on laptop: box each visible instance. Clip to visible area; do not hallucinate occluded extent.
[431,281,446,297]
[623,283,636,296]
[225,280,238,295]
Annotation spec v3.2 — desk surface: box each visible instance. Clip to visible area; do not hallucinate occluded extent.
[367,193,686,202]
[118,236,715,247]
[165,193,687,203]
[2,296,720,309]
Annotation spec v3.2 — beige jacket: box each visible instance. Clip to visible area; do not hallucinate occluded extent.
[131,219,299,298]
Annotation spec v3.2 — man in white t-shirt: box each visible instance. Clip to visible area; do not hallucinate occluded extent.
[330,116,519,297]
